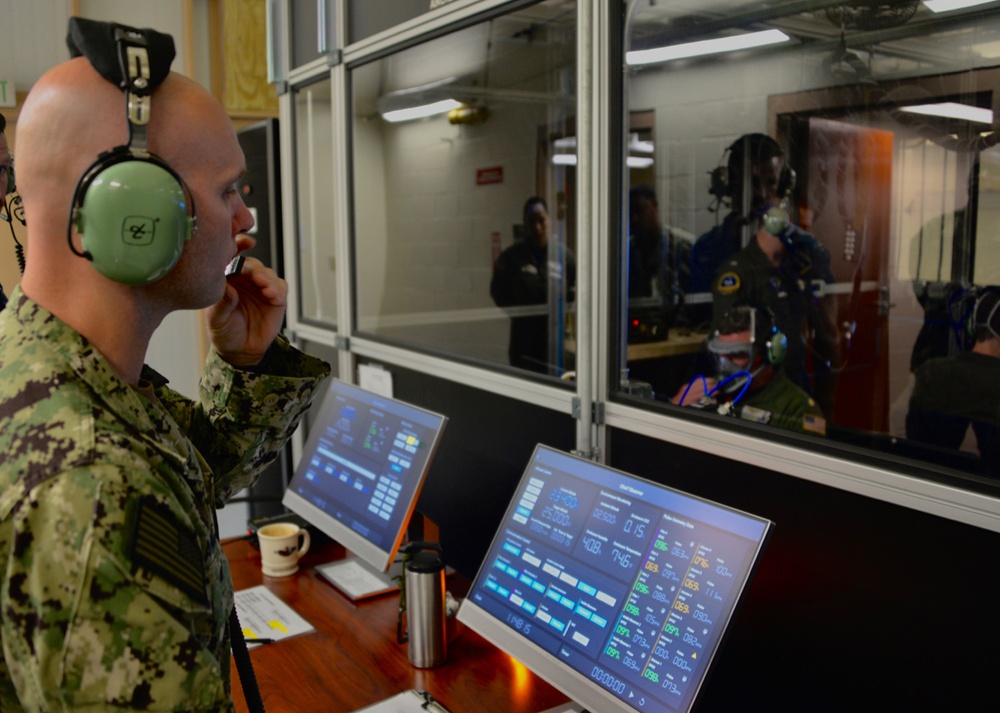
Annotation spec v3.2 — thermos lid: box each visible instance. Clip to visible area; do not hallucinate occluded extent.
[405,548,444,573]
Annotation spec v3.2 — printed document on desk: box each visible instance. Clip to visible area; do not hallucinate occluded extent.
[234,585,315,647]
[353,689,450,713]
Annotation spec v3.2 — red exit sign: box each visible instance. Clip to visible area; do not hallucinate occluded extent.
[476,166,504,185]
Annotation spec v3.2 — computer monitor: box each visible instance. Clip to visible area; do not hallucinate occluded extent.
[458,446,772,713]
[282,378,447,599]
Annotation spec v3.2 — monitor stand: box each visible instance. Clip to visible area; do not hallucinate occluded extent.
[316,556,403,601]
[538,705,587,713]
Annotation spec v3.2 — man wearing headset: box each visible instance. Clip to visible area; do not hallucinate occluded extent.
[707,134,840,417]
[907,287,1000,473]
[672,305,826,435]
[0,23,330,711]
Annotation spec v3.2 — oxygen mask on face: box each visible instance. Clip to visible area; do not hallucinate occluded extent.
[708,335,755,380]
[761,200,791,237]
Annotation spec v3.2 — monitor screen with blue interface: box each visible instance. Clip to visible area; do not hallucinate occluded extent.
[457,446,772,713]
[282,379,447,577]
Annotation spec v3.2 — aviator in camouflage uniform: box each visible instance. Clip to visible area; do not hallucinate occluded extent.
[0,287,330,711]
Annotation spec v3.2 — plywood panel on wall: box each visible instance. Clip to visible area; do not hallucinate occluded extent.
[214,0,278,117]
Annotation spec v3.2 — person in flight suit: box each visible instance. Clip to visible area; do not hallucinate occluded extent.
[708,136,840,417]
[0,21,330,710]
[673,305,826,435]
[490,195,576,374]
[689,134,786,325]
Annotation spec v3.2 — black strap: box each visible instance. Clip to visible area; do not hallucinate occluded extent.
[66,17,175,92]
[230,605,266,713]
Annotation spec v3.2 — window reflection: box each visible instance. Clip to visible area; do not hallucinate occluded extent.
[350,0,577,379]
[622,0,1000,480]
[490,196,576,374]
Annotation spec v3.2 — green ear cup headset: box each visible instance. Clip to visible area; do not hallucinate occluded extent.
[66,19,196,285]
[752,306,788,366]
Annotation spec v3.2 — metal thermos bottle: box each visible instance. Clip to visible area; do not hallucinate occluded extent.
[404,545,447,668]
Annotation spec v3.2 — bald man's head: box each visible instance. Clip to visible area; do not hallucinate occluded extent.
[17,58,230,238]
[17,55,250,310]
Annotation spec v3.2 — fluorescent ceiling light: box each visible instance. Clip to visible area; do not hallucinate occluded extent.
[551,155,655,168]
[900,102,994,124]
[627,29,790,66]
[556,135,653,153]
[924,0,996,13]
[628,134,654,153]
[627,156,654,168]
[382,99,463,123]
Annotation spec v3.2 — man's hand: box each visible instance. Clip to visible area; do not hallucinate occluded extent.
[672,376,718,406]
[206,235,287,369]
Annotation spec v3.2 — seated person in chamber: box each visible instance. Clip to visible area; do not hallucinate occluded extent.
[490,196,576,375]
[0,21,331,710]
[672,305,826,435]
[627,184,691,338]
[707,135,840,417]
[907,287,1000,474]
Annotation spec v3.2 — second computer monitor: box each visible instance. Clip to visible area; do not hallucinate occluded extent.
[458,445,772,713]
[282,378,447,573]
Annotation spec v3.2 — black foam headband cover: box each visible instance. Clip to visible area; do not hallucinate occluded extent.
[66,17,175,92]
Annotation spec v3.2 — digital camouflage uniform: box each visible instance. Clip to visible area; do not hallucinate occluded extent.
[0,287,330,711]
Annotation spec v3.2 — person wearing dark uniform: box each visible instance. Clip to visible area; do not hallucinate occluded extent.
[627,184,689,321]
[491,196,576,374]
[673,305,826,435]
[709,136,840,417]
[907,287,1000,475]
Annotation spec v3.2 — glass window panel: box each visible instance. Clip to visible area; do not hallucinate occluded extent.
[621,0,1000,482]
[350,1,578,379]
[294,77,339,327]
[291,0,321,69]
[347,0,431,45]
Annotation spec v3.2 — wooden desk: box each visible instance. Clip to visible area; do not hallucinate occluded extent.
[565,328,707,362]
[624,328,707,361]
[224,538,570,713]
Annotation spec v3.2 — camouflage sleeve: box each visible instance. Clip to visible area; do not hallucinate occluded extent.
[156,336,331,506]
[3,466,233,711]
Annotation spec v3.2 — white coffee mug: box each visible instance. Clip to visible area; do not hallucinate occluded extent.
[258,522,311,577]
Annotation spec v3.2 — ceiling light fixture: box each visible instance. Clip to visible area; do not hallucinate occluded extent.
[900,102,993,124]
[551,155,655,168]
[626,29,790,67]
[924,0,996,13]
[381,99,464,123]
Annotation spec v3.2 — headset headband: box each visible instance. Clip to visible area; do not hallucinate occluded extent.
[67,19,175,156]
[67,18,175,91]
